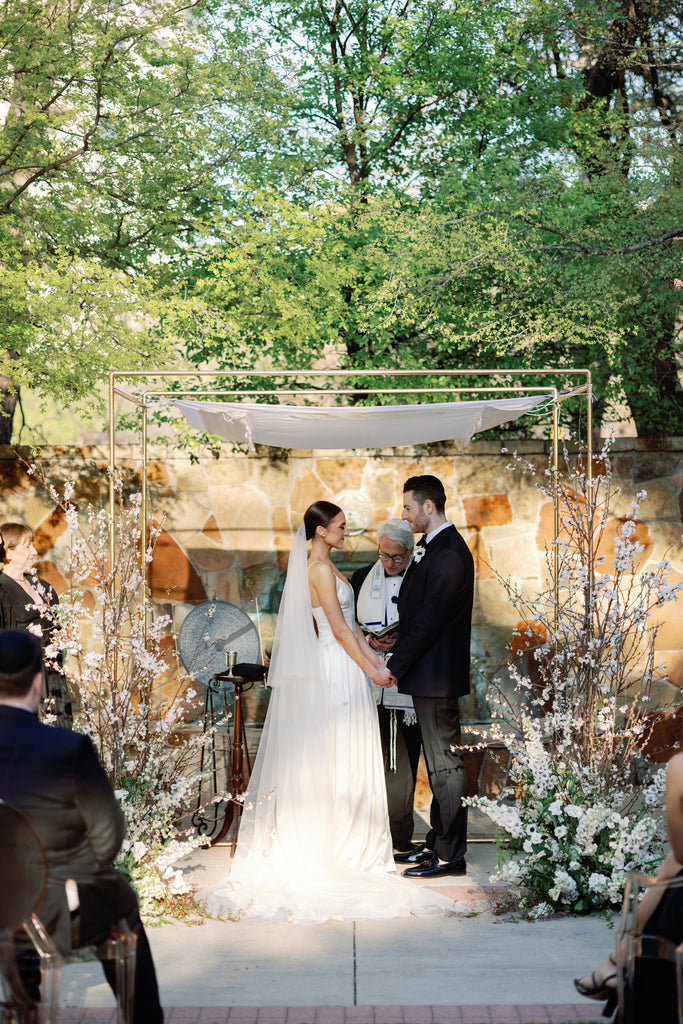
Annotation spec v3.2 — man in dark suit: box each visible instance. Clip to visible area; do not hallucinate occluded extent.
[387,474,474,878]
[0,629,164,1023]
[351,518,422,856]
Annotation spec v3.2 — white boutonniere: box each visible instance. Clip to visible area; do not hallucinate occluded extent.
[412,546,426,564]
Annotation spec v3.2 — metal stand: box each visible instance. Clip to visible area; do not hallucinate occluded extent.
[191,674,252,852]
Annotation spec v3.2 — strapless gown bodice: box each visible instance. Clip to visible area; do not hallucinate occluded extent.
[312,574,356,640]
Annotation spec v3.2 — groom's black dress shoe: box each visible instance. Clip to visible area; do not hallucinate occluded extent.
[393,844,433,865]
[403,854,467,878]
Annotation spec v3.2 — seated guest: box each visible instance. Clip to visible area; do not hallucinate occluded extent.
[575,751,683,1021]
[0,535,5,630]
[0,521,72,727]
[352,518,422,859]
[0,630,164,1023]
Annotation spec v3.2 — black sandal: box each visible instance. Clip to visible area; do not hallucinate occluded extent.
[574,953,618,1001]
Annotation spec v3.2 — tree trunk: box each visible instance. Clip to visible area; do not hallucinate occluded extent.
[0,378,17,444]
[620,328,683,438]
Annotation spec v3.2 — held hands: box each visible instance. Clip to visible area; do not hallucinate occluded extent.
[372,666,396,689]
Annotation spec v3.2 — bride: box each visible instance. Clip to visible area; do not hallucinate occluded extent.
[203,501,453,923]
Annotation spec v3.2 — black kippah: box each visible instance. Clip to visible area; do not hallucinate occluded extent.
[0,629,41,675]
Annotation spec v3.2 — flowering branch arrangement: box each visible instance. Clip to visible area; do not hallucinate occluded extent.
[467,438,682,917]
[35,469,213,921]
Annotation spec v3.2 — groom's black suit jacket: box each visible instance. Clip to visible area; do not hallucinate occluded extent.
[0,705,138,954]
[388,524,474,699]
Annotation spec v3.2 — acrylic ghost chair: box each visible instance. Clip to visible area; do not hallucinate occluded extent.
[616,869,683,1024]
[0,799,137,1024]
[0,799,62,1023]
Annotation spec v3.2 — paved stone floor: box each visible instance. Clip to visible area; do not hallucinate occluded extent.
[57,834,613,1024]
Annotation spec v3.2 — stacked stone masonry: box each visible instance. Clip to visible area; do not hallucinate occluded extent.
[1,439,681,746]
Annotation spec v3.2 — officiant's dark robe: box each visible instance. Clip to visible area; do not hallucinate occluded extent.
[351,560,422,852]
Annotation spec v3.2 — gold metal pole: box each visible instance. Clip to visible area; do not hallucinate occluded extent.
[141,398,148,579]
[552,389,560,633]
[109,367,593,381]
[108,373,116,571]
[586,369,593,484]
[585,370,594,682]
[141,399,149,638]
[143,384,558,400]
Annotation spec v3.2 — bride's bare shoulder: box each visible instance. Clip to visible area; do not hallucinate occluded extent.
[307,558,333,578]
[308,560,341,599]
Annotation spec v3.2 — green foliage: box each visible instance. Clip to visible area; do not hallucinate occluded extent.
[0,0,288,437]
[180,0,683,437]
[3,0,681,439]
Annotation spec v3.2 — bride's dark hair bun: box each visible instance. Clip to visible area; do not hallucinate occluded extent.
[304,501,342,540]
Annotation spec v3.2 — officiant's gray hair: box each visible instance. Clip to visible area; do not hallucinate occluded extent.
[377,518,414,550]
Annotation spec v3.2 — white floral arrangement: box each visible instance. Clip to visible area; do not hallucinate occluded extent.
[31,467,217,922]
[465,438,682,917]
[121,833,208,921]
[469,717,667,915]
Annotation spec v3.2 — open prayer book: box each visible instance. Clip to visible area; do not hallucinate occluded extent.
[362,622,399,641]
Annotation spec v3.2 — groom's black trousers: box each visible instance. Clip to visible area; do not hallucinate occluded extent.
[412,694,468,864]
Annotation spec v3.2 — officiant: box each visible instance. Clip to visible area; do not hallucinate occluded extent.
[352,519,422,859]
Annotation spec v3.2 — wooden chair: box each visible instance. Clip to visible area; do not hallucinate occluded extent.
[616,870,683,1024]
[0,799,62,1024]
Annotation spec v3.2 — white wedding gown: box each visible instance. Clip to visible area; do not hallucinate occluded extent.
[203,569,453,923]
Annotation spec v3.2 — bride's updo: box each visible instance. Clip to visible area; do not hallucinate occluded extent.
[304,501,342,541]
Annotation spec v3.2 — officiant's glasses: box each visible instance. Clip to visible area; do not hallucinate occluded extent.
[378,551,408,564]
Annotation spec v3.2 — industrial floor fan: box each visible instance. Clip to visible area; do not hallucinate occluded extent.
[178,600,263,848]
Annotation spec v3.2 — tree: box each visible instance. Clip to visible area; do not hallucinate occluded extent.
[567,0,683,434]
[0,0,285,441]
[413,0,683,435]
[183,0,682,436]
[217,0,543,207]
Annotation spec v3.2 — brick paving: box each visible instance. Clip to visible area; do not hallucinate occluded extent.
[55,1007,605,1024]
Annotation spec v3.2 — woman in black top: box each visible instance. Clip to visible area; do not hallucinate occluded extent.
[575,752,683,1022]
[0,522,72,728]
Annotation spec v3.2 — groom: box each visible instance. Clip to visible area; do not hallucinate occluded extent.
[387,474,474,878]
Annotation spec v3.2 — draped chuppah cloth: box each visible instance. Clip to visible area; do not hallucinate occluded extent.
[173,395,550,450]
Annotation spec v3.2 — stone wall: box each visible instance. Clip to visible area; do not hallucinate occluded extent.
[0,438,682,727]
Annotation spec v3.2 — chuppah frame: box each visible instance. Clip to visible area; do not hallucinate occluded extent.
[106,367,592,585]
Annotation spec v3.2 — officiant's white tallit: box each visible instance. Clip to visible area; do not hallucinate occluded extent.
[356,559,415,716]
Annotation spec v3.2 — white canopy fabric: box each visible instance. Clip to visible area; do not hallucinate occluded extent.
[174,394,551,451]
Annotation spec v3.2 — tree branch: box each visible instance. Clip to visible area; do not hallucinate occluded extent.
[440,212,683,256]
